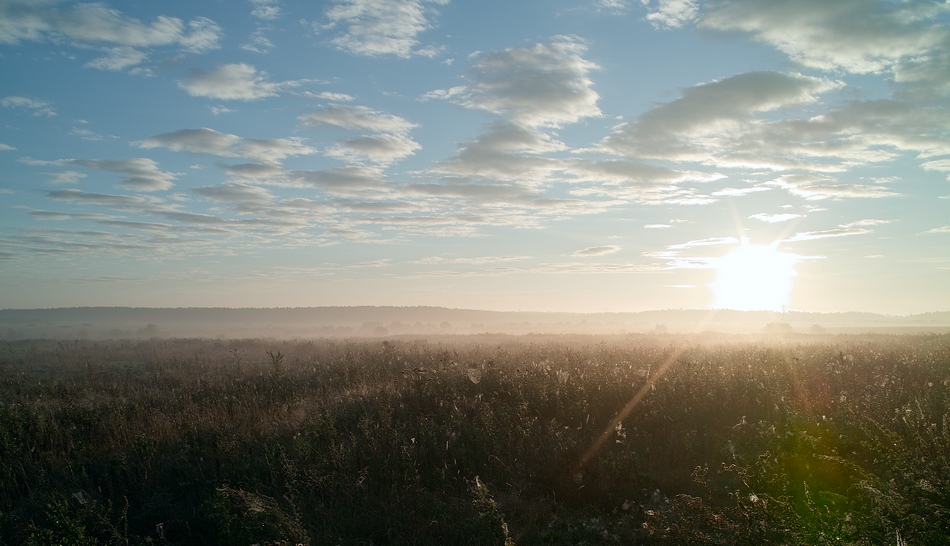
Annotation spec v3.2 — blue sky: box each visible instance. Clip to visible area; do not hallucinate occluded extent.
[1,0,948,314]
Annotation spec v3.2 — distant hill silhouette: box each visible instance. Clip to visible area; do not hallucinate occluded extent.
[1,306,948,339]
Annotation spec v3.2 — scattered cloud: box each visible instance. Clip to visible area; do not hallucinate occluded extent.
[0,2,221,69]
[842,218,890,228]
[326,133,421,165]
[784,227,870,242]
[311,91,356,102]
[749,213,801,223]
[241,29,275,53]
[179,64,286,100]
[783,219,888,243]
[429,123,563,183]
[668,236,738,250]
[43,170,87,184]
[410,255,529,265]
[595,0,628,12]
[250,0,281,20]
[354,259,391,267]
[60,159,177,191]
[2,95,56,116]
[300,105,420,165]
[29,211,112,221]
[48,188,152,209]
[0,143,15,151]
[69,125,114,141]
[925,226,950,234]
[456,37,601,128]
[136,128,316,163]
[321,0,449,58]
[643,0,699,29]
[701,0,950,78]
[602,71,842,161]
[712,187,770,197]
[573,245,621,256]
[193,183,275,204]
[921,159,950,181]
[644,224,671,229]
[84,46,147,70]
[420,85,466,101]
[767,174,899,200]
[300,105,416,134]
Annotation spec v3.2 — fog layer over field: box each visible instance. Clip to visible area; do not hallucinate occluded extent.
[3,307,950,339]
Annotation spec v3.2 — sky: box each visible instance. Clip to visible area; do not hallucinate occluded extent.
[1,0,948,314]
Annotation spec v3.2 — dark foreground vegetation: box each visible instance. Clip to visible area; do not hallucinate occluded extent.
[0,334,948,545]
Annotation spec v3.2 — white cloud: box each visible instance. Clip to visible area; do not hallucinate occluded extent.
[644,224,671,229]
[767,174,899,200]
[0,2,221,67]
[711,187,770,197]
[322,0,449,58]
[458,37,601,128]
[785,227,870,242]
[326,133,421,165]
[250,0,281,20]
[430,123,564,183]
[43,170,87,184]
[61,158,177,191]
[354,259,391,267]
[241,29,275,53]
[701,0,950,76]
[573,245,621,256]
[411,255,529,265]
[48,188,151,209]
[922,159,950,181]
[0,143,15,151]
[925,226,950,234]
[193,183,274,204]
[311,91,356,102]
[597,0,628,12]
[210,106,234,116]
[668,236,738,250]
[29,210,112,221]
[603,71,842,161]
[300,105,420,165]
[136,128,316,163]
[921,159,950,172]
[420,85,466,101]
[749,213,801,223]
[643,0,699,29]
[2,95,56,116]
[842,219,890,228]
[179,64,283,101]
[178,17,222,54]
[69,126,113,141]
[84,46,147,70]
[299,105,416,134]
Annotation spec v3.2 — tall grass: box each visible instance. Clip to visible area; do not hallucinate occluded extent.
[0,334,947,544]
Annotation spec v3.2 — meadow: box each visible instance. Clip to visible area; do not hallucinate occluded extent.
[0,333,947,545]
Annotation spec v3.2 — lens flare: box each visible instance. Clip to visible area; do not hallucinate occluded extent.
[712,242,799,311]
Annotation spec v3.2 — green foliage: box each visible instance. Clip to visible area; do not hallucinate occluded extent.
[0,334,947,544]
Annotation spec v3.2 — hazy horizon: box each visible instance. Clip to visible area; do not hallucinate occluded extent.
[2,1,948,314]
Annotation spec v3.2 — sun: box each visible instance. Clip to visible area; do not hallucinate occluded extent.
[711,241,798,312]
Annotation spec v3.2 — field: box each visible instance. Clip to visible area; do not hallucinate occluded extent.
[0,334,948,545]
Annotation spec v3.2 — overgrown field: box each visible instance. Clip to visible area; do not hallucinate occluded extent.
[0,334,948,545]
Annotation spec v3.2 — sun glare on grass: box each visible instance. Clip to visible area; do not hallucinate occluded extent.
[712,241,799,311]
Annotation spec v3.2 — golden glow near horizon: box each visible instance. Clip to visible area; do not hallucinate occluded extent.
[711,241,798,312]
